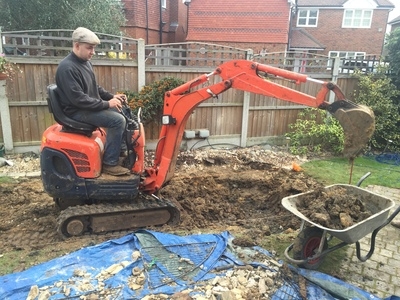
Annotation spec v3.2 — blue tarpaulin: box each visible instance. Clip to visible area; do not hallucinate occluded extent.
[0,230,398,299]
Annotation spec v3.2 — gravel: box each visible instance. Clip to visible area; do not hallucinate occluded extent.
[0,146,309,178]
[0,152,40,177]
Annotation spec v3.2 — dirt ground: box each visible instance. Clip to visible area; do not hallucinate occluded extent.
[0,147,341,275]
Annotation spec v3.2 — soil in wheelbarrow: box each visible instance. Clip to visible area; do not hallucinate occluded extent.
[295,186,374,230]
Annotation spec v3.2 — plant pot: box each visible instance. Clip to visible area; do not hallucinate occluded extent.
[0,72,7,80]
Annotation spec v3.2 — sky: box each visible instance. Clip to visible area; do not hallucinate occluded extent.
[387,2,399,32]
[389,2,400,21]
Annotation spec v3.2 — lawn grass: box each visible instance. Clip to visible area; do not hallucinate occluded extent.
[0,176,17,184]
[0,248,67,276]
[301,156,400,189]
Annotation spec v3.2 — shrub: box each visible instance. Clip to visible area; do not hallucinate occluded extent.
[125,76,185,124]
[286,108,344,156]
[0,53,22,80]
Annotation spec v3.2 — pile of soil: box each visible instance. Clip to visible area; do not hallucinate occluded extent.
[296,186,374,229]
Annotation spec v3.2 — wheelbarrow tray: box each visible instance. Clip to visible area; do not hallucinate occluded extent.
[282,184,395,244]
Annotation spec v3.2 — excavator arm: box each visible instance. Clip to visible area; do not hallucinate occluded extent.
[140,60,375,194]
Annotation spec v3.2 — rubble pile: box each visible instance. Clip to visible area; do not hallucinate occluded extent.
[25,248,303,300]
[0,146,309,177]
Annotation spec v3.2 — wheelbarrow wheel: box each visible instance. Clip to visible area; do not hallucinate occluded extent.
[293,226,328,270]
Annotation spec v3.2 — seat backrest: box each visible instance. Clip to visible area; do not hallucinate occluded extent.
[47,84,97,136]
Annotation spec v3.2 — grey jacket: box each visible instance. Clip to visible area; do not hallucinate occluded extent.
[55,52,113,116]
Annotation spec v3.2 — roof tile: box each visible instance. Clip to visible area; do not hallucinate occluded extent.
[290,28,325,49]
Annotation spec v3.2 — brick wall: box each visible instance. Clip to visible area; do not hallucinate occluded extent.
[302,9,389,56]
[201,41,287,56]
[123,0,188,44]
[168,0,189,42]
[123,0,162,43]
[186,0,290,44]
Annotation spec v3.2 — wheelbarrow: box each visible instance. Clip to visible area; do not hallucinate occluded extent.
[282,178,399,269]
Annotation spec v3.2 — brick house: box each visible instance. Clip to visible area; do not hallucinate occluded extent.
[185,0,292,54]
[121,0,394,60]
[292,0,395,60]
[122,0,292,53]
[122,0,189,44]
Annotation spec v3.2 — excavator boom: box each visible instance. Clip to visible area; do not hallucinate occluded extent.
[141,60,375,194]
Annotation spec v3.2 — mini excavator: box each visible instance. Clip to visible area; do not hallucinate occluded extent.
[40,60,375,238]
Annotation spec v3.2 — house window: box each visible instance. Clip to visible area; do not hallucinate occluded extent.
[343,9,372,28]
[297,9,318,27]
[328,51,367,72]
[161,0,166,9]
[329,51,365,60]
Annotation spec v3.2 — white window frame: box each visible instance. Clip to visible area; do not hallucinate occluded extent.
[329,51,366,60]
[161,0,166,9]
[342,9,372,28]
[297,9,319,27]
[328,51,367,72]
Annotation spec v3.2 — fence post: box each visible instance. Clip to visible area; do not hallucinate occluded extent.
[0,27,2,53]
[0,81,13,153]
[137,38,146,90]
[240,49,254,147]
[330,58,340,103]
[0,28,14,153]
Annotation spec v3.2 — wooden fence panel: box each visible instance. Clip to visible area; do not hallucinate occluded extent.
[6,71,353,144]
[2,29,140,60]
[248,108,301,137]
[244,76,331,139]
[253,51,333,76]
[336,77,359,99]
[94,65,139,94]
[145,42,249,68]
[1,31,370,152]
[0,59,359,151]
[1,62,139,145]
[142,67,354,143]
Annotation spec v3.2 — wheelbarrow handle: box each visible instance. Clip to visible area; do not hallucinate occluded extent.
[356,172,371,187]
[356,204,400,262]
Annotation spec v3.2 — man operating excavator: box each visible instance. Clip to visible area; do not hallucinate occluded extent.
[55,27,131,176]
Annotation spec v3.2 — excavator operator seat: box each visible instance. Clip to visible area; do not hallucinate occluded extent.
[46,84,97,137]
